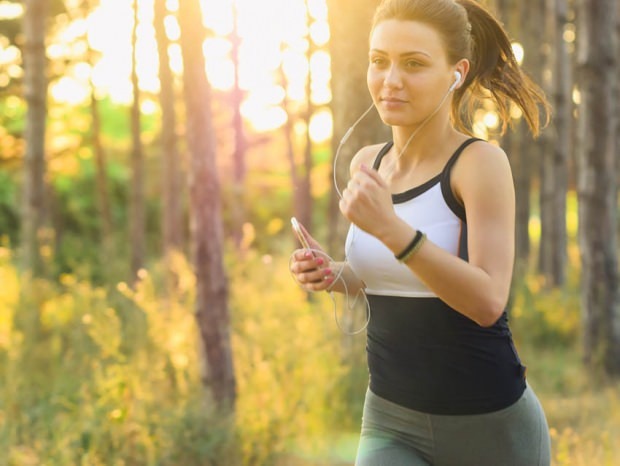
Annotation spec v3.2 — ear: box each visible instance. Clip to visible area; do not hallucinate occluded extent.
[453,59,470,90]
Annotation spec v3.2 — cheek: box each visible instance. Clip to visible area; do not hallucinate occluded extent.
[367,68,381,94]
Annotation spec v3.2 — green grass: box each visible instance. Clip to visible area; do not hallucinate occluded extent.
[520,345,620,466]
[2,245,620,465]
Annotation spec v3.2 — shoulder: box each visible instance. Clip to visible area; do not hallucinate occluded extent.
[349,142,390,176]
[457,139,509,169]
[451,140,513,203]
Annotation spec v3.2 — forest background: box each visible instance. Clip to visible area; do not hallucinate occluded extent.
[1,0,619,464]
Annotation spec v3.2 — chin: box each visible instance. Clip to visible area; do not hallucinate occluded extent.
[378,113,410,127]
[380,109,434,128]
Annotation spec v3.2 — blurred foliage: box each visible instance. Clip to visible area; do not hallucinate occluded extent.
[508,241,620,466]
[0,246,239,465]
[0,95,173,281]
[0,171,19,245]
[519,343,620,466]
[2,0,618,463]
[0,239,368,465]
[0,96,25,138]
[1,234,620,464]
[229,247,350,464]
[0,79,616,462]
[1,236,618,465]
[511,254,581,348]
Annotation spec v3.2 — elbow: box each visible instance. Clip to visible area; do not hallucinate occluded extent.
[477,313,503,328]
[475,295,508,328]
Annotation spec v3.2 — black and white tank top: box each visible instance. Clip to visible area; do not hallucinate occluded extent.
[345,138,527,415]
[345,138,476,293]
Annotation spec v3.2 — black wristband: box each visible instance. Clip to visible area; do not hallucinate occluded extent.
[395,230,424,261]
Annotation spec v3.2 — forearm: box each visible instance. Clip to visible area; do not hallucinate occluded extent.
[379,220,510,327]
[328,261,366,295]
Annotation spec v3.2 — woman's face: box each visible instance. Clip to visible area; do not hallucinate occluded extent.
[367,19,456,128]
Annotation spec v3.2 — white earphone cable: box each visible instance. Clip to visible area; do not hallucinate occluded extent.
[293,73,459,335]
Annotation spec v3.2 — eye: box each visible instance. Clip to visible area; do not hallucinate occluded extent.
[370,57,387,67]
[404,59,421,69]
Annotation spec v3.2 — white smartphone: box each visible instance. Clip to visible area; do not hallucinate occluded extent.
[290,217,311,250]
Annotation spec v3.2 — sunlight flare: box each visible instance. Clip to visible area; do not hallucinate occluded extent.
[512,42,524,65]
[50,76,90,105]
[0,1,23,20]
[309,108,333,143]
[45,0,331,131]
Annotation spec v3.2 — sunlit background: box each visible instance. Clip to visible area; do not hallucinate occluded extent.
[0,2,616,465]
[0,0,576,151]
[0,0,334,142]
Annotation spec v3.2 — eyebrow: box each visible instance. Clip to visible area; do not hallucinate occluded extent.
[369,49,432,58]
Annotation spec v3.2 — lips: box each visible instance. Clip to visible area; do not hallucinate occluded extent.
[380,96,408,103]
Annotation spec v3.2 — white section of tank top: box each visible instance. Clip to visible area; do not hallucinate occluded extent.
[345,182,462,298]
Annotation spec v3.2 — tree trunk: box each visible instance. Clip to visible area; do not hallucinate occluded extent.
[326,0,390,255]
[230,1,247,248]
[523,0,549,277]
[298,4,315,233]
[178,0,236,407]
[21,0,48,277]
[90,82,114,259]
[80,0,114,266]
[539,0,569,288]
[497,0,532,271]
[279,37,313,233]
[278,61,299,213]
[130,0,145,281]
[503,119,529,269]
[154,0,183,282]
[278,54,310,234]
[616,0,620,189]
[575,0,620,375]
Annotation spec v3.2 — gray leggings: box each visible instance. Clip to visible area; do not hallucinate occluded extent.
[355,385,550,466]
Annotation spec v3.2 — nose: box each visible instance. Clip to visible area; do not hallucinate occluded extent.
[384,65,403,89]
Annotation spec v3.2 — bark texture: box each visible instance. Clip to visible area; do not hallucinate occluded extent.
[179,0,236,405]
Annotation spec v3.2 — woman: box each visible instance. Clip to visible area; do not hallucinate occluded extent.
[290,0,551,464]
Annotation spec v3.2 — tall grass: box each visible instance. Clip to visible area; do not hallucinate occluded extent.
[0,248,237,465]
[1,241,619,465]
[0,245,353,465]
[511,262,620,466]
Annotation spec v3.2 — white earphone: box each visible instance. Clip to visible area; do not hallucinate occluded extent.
[450,71,462,92]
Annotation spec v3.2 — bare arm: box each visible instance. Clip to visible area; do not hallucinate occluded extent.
[340,142,515,327]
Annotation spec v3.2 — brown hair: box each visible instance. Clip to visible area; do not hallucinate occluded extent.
[371,0,550,136]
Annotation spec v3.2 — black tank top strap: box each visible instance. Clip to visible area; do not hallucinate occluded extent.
[440,137,483,222]
[372,142,394,170]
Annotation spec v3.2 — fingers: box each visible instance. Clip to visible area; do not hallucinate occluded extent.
[290,250,326,275]
[340,173,367,218]
[290,250,336,291]
[339,164,389,223]
[359,163,386,187]
[350,164,386,189]
[342,166,381,201]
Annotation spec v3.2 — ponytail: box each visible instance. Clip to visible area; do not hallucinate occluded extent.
[454,0,550,136]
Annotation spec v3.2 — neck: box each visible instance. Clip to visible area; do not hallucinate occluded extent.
[391,117,457,169]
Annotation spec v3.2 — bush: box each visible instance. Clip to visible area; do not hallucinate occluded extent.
[0,249,237,465]
[510,266,581,348]
[229,247,352,464]
[0,244,366,465]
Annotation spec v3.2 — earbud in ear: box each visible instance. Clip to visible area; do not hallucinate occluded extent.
[450,71,462,92]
